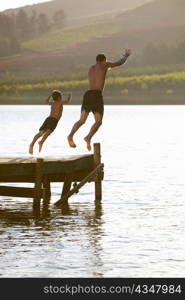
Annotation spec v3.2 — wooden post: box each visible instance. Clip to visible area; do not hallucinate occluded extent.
[33,158,44,214]
[62,177,72,199]
[43,176,51,199]
[93,143,102,200]
[55,174,73,207]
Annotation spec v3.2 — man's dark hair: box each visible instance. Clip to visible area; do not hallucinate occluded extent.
[96,54,106,62]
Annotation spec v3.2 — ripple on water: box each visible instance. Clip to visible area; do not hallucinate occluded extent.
[1,106,185,277]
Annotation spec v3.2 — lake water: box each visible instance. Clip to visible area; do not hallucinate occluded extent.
[0,105,185,277]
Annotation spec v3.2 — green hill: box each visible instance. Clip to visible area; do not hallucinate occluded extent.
[22,17,121,52]
[58,0,185,60]
[5,0,150,26]
[118,0,185,31]
[1,0,185,76]
[21,0,185,58]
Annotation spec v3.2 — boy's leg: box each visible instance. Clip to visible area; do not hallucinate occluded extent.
[84,112,103,151]
[68,110,89,148]
[38,129,52,152]
[29,130,44,154]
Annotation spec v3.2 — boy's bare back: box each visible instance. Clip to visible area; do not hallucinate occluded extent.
[50,99,63,120]
[49,92,72,120]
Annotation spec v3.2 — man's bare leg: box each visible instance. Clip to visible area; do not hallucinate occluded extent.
[29,131,44,154]
[68,110,89,148]
[38,129,52,152]
[84,112,102,151]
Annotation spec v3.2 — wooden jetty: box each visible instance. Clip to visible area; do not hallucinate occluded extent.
[0,143,104,213]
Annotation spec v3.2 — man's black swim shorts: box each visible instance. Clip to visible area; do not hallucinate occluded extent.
[81,90,104,115]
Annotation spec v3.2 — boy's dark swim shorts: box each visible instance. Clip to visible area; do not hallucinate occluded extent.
[81,90,104,115]
[39,117,58,132]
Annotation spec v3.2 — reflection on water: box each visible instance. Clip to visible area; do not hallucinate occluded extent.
[0,194,104,277]
[1,105,185,277]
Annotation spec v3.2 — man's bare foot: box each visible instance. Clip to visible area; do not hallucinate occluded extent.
[67,135,76,148]
[84,137,91,151]
[38,141,43,152]
[29,144,33,155]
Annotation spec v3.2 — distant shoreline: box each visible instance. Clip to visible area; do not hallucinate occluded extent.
[0,94,185,105]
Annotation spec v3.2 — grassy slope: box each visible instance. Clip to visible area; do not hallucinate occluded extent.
[21,0,185,55]
[1,71,185,94]
[118,0,185,28]
[1,0,185,76]
[22,18,121,52]
[5,0,150,24]
[1,70,185,105]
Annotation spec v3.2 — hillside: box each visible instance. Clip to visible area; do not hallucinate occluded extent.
[5,0,150,26]
[55,0,185,61]
[22,0,185,56]
[22,17,121,52]
[118,0,185,31]
[69,0,185,55]
[1,0,185,76]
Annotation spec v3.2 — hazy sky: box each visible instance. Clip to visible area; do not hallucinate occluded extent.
[0,0,51,12]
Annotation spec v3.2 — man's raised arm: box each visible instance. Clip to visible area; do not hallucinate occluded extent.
[106,49,131,69]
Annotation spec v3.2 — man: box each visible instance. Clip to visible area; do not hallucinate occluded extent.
[67,49,131,151]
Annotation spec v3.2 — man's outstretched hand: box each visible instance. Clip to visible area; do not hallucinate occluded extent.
[124,49,131,57]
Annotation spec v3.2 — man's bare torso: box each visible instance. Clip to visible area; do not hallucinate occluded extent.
[88,63,108,91]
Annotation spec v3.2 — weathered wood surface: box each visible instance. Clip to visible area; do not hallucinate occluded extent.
[94,143,102,200]
[0,144,104,207]
[0,155,92,164]
[0,155,94,180]
[0,186,45,198]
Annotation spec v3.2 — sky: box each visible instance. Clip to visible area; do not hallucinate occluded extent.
[0,0,51,12]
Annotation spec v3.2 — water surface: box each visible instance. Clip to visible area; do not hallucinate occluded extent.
[0,105,185,277]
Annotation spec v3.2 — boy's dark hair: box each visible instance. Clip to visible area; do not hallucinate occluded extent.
[96,53,106,62]
[52,90,62,101]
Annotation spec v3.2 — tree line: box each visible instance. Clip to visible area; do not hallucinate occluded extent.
[134,41,185,66]
[0,8,66,56]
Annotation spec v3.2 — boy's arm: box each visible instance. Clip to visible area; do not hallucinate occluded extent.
[46,94,53,104]
[62,92,72,104]
[106,49,131,69]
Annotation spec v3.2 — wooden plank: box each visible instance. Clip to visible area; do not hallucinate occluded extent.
[0,164,35,177]
[0,175,35,182]
[0,154,91,164]
[0,148,104,207]
[0,155,94,177]
[0,170,95,183]
[0,186,44,198]
[42,155,94,174]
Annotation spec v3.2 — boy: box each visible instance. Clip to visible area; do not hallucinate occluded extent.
[29,90,71,154]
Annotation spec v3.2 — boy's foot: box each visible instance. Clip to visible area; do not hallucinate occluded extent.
[38,141,43,152]
[29,144,33,155]
[84,137,91,151]
[67,135,76,148]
